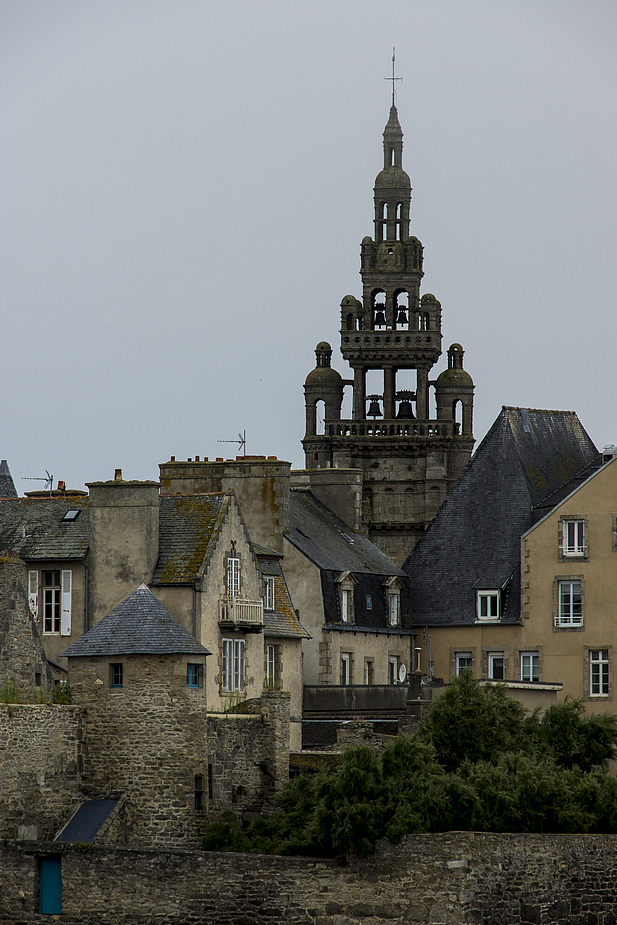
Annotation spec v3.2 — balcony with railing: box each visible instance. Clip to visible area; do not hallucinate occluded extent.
[325,419,457,439]
[218,598,264,629]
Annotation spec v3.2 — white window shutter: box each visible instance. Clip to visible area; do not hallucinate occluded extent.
[61,570,72,636]
[28,570,39,620]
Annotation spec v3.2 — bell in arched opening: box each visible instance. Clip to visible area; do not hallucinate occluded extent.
[395,390,415,419]
[395,307,408,326]
[373,307,387,328]
[366,395,382,418]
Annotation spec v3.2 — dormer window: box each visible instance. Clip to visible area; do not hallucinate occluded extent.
[477,591,500,621]
[264,576,275,611]
[336,571,356,623]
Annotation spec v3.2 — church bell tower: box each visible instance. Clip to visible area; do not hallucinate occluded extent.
[302,100,475,564]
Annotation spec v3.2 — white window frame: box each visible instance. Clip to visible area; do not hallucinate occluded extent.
[43,570,61,635]
[61,570,72,636]
[558,580,582,626]
[341,588,350,622]
[222,638,245,692]
[562,519,586,557]
[520,651,539,682]
[389,591,400,627]
[266,643,279,687]
[389,656,398,685]
[455,652,473,676]
[477,591,499,622]
[364,659,374,685]
[590,649,610,697]
[488,652,505,681]
[341,652,351,686]
[227,558,240,598]
[263,576,275,611]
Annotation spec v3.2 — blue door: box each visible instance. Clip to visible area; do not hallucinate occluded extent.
[40,857,62,914]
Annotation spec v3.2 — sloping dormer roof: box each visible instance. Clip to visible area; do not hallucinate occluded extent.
[61,584,211,657]
[404,407,597,627]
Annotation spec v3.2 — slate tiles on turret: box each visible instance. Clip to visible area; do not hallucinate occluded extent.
[0,461,17,499]
[404,406,598,627]
[61,584,210,657]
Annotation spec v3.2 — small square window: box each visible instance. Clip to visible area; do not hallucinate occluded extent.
[477,591,499,621]
[456,652,473,676]
[110,663,123,688]
[187,664,201,688]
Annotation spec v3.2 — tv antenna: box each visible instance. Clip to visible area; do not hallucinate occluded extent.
[22,470,53,495]
[384,47,402,104]
[217,430,246,457]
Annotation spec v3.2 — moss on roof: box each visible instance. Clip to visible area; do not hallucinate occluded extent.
[153,494,228,585]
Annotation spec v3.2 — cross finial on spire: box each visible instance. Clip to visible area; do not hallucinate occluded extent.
[385,47,402,105]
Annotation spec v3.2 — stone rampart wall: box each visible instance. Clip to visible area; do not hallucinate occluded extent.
[4,831,617,924]
[0,704,82,840]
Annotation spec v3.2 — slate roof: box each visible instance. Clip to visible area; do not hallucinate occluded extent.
[286,489,405,577]
[57,800,119,844]
[0,496,89,560]
[286,490,412,632]
[152,494,228,585]
[256,552,310,639]
[0,461,17,499]
[61,584,211,657]
[403,407,598,627]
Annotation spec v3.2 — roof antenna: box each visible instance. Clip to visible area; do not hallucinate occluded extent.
[217,430,247,457]
[385,47,402,105]
[22,470,54,496]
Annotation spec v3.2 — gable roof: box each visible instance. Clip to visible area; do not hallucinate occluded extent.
[256,553,310,639]
[61,584,210,657]
[404,406,597,626]
[286,489,405,577]
[152,494,228,584]
[0,496,89,560]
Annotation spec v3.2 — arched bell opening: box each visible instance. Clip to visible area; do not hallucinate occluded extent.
[394,290,409,330]
[372,290,387,329]
[419,312,430,331]
[452,399,462,435]
[316,400,326,436]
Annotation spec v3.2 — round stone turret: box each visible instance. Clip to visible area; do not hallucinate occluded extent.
[435,344,474,436]
[304,342,343,438]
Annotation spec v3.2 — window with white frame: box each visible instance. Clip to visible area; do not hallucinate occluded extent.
[562,519,586,557]
[520,651,539,682]
[222,638,245,692]
[389,591,400,626]
[477,591,499,621]
[266,643,280,688]
[364,659,374,685]
[558,579,582,626]
[589,649,610,697]
[341,652,351,686]
[488,652,505,681]
[263,576,275,611]
[389,656,398,685]
[456,652,473,676]
[341,588,351,622]
[42,570,72,636]
[227,558,240,598]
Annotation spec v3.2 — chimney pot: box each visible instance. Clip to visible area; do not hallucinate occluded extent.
[114,469,122,481]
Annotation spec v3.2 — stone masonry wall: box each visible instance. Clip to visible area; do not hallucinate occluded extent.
[0,557,52,692]
[0,704,83,841]
[68,653,208,848]
[5,832,617,923]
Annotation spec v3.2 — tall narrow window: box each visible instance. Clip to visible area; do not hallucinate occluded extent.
[187,664,201,688]
[267,644,276,687]
[341,588,350,622]
[264,576,275,611]
[389,592,399,626]
[590,649,610,697]
[364,660,374,685]
[194,775,204,811]
[43,571,61,634]
[488,652,505,680]
[222,638,245,692]
[558,580,582,625]
[341,652,351,686]
[227,558,240,598]
[110,663,123,688]
[28,570,39,619]
[520,652,539,682]
[389,656,398,685]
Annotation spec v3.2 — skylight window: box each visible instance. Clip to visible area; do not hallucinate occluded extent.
[62,510,80,522]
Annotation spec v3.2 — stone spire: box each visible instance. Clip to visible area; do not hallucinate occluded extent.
[0,461,17,499]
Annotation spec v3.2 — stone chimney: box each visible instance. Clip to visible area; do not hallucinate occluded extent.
[159,456,290,554]
[86,475,160,626]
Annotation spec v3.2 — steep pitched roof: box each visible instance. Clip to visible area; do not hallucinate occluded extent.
[152,494,228,584]
[0,496,89,560]
[256,553,310,639]
[0,461,17,499]
[286,489,405,577]
[404,407,597,626]
[61,584,210,657]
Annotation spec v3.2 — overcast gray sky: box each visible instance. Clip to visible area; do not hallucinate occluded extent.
[2,0,616,494]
